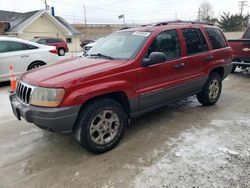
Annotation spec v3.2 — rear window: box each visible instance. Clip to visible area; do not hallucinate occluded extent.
[205,28,228,49]
[243,28,250,38]
[182,28,209,55]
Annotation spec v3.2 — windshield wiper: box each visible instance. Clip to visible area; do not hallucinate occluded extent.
[90,53,114,60]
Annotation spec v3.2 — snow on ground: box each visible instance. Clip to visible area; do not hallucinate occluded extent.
[133,118,250,188]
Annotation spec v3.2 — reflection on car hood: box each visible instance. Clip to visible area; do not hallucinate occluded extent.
[21,57,126,87]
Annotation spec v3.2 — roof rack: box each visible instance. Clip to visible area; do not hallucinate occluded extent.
[147,20,214,27]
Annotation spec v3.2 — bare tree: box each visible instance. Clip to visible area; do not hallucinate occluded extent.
[198,1,214,21]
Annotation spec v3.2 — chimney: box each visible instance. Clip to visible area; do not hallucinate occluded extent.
[51,7,55,17]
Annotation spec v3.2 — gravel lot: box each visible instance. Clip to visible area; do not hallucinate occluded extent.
[0,70,249,188]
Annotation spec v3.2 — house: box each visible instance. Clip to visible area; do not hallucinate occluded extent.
[0,10,82,52]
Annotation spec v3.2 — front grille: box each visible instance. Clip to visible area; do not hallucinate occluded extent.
[16,81,35,105]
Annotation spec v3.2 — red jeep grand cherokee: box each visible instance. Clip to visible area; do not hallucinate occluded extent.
[10,21,233,153]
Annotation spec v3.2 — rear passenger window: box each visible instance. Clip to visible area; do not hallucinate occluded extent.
[183,28,209,55]
[205,28,228,49]
[146,29,181,60]
[46,38,62,43]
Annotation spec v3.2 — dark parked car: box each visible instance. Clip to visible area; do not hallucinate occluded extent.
[10,21,232,154]
[80,39,95,49]
[31,37,69,56]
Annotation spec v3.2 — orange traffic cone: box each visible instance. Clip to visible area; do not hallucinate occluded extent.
[9,65,17,93]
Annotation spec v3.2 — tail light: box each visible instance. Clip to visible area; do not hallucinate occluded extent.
[49,49,58,54]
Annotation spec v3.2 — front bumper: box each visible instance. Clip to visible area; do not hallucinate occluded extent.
[9,93,81,133]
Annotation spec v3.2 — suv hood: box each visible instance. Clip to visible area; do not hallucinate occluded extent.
[21,57,126,87]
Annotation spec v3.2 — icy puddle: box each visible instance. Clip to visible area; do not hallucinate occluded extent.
[133,118,250,188]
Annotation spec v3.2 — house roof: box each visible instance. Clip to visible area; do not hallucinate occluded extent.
[0,10,81,36]
[55,16,82,35]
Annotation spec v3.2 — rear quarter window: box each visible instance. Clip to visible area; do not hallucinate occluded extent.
[205,28,228,49]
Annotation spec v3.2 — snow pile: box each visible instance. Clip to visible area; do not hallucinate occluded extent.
[133,118,250,188]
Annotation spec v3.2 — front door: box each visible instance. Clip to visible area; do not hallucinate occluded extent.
[137,29,187,110]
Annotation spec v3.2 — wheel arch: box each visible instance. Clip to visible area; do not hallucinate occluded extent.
[78,91,131,117]
[209,66,224,78]
[27,61,46,71]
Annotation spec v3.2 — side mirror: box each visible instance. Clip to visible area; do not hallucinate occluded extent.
[142,52,167,67]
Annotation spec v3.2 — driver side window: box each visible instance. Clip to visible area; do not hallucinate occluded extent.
[146,29,181,60]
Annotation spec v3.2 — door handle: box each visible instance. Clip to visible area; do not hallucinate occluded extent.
[20,55,29,58]
[206,55,214,61]
[174,63,185,69]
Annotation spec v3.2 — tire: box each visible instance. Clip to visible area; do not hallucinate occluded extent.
[58,48,66,56]
[27,61,45,70]
[231,65,237,73]
[73,99,128,154]
[197,73,222,106]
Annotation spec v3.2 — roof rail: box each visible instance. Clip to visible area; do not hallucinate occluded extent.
[147,20,214,27]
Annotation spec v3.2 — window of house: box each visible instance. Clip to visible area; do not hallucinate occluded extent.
[205,28,228,49]
[145,29,181,60]
[66,38,72,43]
[183,28,209,55]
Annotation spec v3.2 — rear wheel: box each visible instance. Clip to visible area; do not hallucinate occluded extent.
[74,99,128,154]
[27,61,45,70]
[58,48,65,56]
[197,73,222,106]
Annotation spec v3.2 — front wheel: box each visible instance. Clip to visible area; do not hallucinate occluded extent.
[197,73,222,106]
[74,99,128,154]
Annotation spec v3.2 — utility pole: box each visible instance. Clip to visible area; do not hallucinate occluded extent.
[83,3,87,25]
[238,0,248,31]
[239,0,248,15]
[198,8,201,21]
[42,0,49,10]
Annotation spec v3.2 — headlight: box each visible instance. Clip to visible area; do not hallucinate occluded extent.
[30,87,65,107]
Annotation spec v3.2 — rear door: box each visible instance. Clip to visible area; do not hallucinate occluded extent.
[180,28,211,91]
[46,38,62,49]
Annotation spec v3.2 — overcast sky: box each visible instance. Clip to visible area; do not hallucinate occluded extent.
[0,0,247,24]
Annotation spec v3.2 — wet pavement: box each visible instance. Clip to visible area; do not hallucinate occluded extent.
[0,71,249,188]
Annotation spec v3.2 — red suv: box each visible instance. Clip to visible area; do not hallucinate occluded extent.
[10,21,232,154]
[32,37,69,56]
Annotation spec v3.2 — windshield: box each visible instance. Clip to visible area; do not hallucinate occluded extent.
[87,31,151,60]
[30,38,40,43]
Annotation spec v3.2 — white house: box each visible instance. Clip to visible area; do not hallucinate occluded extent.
[0,10,82,52]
